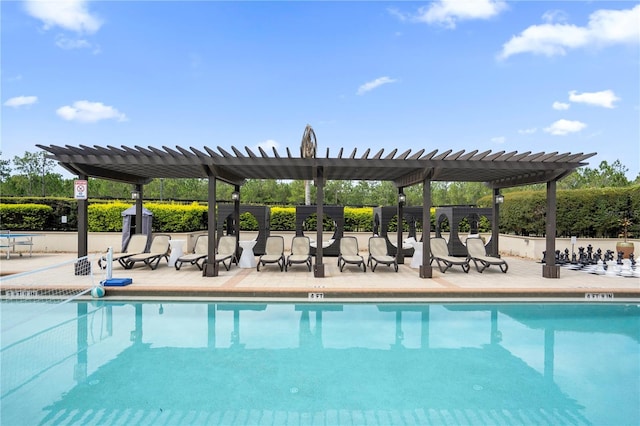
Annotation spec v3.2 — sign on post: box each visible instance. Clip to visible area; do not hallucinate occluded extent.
[74,180,88,200]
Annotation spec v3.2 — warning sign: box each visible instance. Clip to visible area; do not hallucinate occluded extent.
[74,180,88,200]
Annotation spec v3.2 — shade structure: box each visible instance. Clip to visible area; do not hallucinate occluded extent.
[37,144,595,189]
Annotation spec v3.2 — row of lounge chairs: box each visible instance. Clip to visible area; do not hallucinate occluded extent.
[98,234,171,270]
[174,235,237,271]
[430,236,508,273]
[101,233,507,274]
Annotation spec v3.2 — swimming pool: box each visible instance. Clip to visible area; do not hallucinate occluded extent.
[1,301,638,425]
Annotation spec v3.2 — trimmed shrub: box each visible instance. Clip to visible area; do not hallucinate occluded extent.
[270,207,295,231]
[345,207,373,232]
[0,203,52,230]
[146,202,208,232]
[480,185,640,238]
[87,202,130,232]
[239,211,259,231]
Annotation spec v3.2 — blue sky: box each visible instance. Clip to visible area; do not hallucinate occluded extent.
[2,0,639,180]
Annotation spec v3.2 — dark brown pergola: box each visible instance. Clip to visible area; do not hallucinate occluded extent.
[38,143,595,279]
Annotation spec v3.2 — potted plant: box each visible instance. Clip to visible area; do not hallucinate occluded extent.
[616,217,634,259]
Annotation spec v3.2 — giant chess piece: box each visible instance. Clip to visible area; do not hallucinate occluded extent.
[617,251,624,264]
[578,246,586,264]
[630,252,636,267]
[605,250,614,262]
[586,244,594,264]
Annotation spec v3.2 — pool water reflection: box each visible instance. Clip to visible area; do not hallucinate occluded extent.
[1,302,639,425]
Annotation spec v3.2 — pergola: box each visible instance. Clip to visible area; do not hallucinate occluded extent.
[37,143,595,279]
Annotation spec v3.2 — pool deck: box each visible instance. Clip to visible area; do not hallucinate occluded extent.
[1,252,638,302]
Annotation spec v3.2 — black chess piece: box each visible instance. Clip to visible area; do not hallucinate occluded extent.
[630,253,636,267]
[586,244,594,264]
[605,250,614,262]
[617,251,623,264]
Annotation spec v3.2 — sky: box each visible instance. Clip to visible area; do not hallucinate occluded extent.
[2,0,639,180]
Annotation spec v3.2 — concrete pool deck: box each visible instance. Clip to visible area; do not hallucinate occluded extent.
[1,252,638,301]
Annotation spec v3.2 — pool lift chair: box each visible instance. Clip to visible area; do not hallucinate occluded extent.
[175,235,208,270]
[215,235,238,271]
[367,236,398,272]
[337,236,366,272]
[123,234,171,270]
[286,236,312,271]
[465,237,508,273]
[257,236,285,271]
[429,237,470,273]
[98,233,148,269]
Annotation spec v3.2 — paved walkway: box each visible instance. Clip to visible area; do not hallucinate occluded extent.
[1,251,638,301]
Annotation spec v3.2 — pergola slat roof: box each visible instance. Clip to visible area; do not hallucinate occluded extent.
[37,144,595,189]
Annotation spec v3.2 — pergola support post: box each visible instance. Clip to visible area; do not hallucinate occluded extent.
[491,188,500,257]
[134,183,143,235]
[396,186,405,265]
[314,166,325,277]
[234,184,241,261]
[420,177,432,278]
[75,174,90,275]
[542,180,560,278]
[203,176,219,277]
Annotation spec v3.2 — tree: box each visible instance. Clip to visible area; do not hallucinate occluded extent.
[12,151,57,196]
[0,151,11,182]
[569,160,630,189]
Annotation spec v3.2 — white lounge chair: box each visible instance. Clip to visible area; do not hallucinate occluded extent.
[99,234,148,269]
[124,234,171,270]
[286,236,312,271]
[257,236,285,271]
[175,235,208,270]
[216,235,238,271]
[338,236,366,272]
[430,237,470,273]
[466,237,508,273]
[367,236,398,272]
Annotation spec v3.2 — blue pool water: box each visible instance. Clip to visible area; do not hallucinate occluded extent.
[1,301,639,425]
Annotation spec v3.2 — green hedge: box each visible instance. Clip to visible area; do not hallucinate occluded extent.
[146,202,208,232]
[2,185,638,237]
[479,185,640,238]
[0,203,53,231]
[270,207,295,231]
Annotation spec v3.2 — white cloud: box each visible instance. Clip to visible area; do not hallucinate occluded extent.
[412,0,507,29]
[357,76,397,95]
[542,10,569,24]
[24,0,102,34]
[56,100,127,123]
[4,95,38,108]
[491,136,506,144]
[552,101,570,110]
[544,119,587,136]
[256,139,279,152]
[498,4,639,59]
[569,90,620,108]
[55,34,91,50]
[518,127,537,135]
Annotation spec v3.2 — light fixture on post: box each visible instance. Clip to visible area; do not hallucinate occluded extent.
[398,192,406,205]
[495,194,504,204]
[131,191,140,200]
[231,191,240,201]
